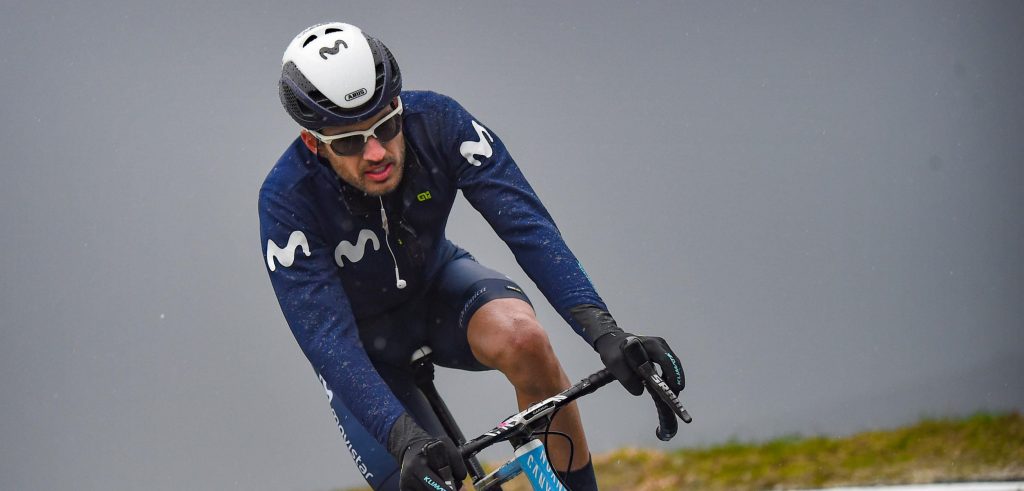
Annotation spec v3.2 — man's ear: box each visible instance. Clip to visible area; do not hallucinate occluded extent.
[299,130,319,155]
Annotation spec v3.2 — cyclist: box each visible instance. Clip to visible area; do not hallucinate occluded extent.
[259,22,686,491]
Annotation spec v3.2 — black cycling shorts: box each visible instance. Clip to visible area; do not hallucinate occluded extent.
[323,250,532,490]
[355,250,532,371]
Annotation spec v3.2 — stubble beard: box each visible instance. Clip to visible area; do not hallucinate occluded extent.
[360,160,404,197]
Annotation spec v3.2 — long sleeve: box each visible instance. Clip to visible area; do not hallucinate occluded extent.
[425,94,608,336]
[258,185,405,447]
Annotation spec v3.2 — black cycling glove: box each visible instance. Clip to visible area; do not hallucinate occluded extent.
[571,305,686,396]
[388,413,467,490]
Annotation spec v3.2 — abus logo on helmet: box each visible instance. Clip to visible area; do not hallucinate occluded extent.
[345,88,367,101]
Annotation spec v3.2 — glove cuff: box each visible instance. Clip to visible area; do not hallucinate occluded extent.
[386,412,433,460]
[570,304,624,347]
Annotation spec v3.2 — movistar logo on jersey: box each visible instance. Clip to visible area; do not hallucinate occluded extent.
[268,229,385,271]
[417,191,432,202]
[319,374,374,481]
[334,229,380,267]
[460,120,494,166]
[267,231,311,271]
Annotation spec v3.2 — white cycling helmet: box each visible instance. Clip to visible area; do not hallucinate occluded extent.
[279,22,402,129]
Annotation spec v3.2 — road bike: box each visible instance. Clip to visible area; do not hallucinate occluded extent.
[410,336,692,490]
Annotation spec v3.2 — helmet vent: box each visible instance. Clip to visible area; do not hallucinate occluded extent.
[374,63,386,91]
[279,84,318,121]
[324,28,343,34]
[308,90,344,113]
[302,35,317,47]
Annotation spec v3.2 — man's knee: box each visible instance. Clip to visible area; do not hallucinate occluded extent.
[501,310,553,361]
[468,299,555,370]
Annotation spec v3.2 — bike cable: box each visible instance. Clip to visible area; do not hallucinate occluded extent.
[539,406,576,484]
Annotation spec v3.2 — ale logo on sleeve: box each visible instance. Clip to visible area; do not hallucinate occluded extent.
[266,231,311,271]
[460,120,494,167]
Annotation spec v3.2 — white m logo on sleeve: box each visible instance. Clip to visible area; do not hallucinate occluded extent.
[267,231,311,271]
[459,120,494,167]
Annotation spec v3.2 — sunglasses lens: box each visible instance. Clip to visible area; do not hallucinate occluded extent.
[329,136,365,156]
[376,116,402,142]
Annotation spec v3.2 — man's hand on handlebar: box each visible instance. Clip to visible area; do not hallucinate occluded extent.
[399,437,467,490]
[596,333,685,395]
[571,304,689,439]
[572,305,686,396]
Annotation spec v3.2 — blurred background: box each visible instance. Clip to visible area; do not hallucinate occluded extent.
[1,1,1021,489]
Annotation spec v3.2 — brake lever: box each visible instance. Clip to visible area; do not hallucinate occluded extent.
[649,380,679,441]
[622,337,693,439]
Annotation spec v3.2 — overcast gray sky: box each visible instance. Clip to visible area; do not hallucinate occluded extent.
[1,1,1022,490]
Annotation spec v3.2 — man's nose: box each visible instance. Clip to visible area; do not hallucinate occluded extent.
[362,137,386,161]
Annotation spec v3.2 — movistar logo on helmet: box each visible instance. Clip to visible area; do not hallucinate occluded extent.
[319,39,348,59]
[345,88,368,101]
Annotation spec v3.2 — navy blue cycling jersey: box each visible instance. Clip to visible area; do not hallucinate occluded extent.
[258,90,607,448]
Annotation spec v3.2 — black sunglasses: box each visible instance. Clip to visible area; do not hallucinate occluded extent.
[309,98,404,156]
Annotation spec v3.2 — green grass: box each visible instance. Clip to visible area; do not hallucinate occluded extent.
[343,411,1024,491]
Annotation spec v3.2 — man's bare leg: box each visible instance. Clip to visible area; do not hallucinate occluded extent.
[466,298,591,472]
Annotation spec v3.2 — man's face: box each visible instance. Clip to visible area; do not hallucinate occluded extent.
[308,101,405,196]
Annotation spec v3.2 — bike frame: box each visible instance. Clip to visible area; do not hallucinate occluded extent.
[513,439,566,490]
[467,438,567,491]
